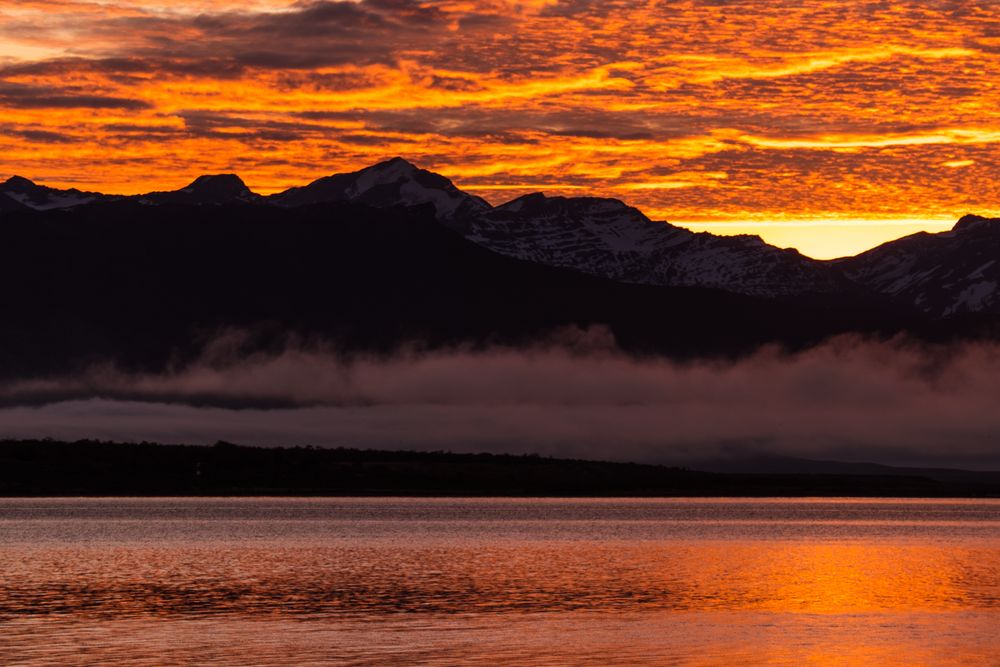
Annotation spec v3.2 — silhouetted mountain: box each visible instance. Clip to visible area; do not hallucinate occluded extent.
[0,175,106,210]
[269,157,490,219]
[1,159,999,319]
[0,191,30,212]
[140,174,261,205]
[3,440,997,497]
[838,215,1000,317]
[0,200,906,379]
[683,455,1000,484]
[457,192,844,298]
[268,162,843,298]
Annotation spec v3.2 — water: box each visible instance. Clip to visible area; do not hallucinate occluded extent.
[2,498,999,665]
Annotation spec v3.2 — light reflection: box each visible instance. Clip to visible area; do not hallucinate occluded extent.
[1,499,999,664]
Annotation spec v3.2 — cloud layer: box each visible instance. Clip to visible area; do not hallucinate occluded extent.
[1,1,999,256]
[3,333,1000,469]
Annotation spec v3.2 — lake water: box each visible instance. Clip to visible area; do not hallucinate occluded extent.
[2,498,999,666]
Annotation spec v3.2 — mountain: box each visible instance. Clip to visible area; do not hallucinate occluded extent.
[683,455,1000,484]
[0,200,900,380]
[4,440,998,497]
[268,157,490,219]
[273,159,843,298]
[457,193,843,298]
[837,215,1000,317]
[140,174,261,205]
[0,175,105,210]
[0,191,30,213]
[2,159,999,316]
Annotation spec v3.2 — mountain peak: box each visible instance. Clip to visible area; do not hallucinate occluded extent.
[497,192,646,220]
[269,157,490,220]
[184,173,251,195]
[0,175,100,210]
[469,189,841,298]
[345,158,425,198]
[2,175,36,191]
[953,214,999,233]
[370,156,419,172]
[143,173,259,205]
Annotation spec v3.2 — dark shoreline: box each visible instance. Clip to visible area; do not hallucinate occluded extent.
[2,439,999,498]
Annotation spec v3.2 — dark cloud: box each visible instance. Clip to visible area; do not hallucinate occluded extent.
[3,332,1000,469]
[1,128,80,143]
[295,106,948,145]
[294,107,670,140]
[169,110,344,144]
[180,110,317,132]
[0,1,542,78]
[336,133,416,146]
[0,82,150,110]
[0,56,247,82]
[66,0,456,72]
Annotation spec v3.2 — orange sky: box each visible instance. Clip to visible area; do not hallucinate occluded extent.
[0,0,998,258]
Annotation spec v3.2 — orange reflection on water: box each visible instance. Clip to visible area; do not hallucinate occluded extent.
[1,498,999,665]
[706,543,963,613]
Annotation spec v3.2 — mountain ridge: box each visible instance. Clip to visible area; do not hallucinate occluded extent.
[836,213,1000,317]
[139,173,261,205]
[3,439,998,497]
[268,157,491,219]
[1,174,104,210]
[2,158,998,315]
[0,198,909,380]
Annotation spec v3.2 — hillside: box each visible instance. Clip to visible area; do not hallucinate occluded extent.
[2,440,998,497]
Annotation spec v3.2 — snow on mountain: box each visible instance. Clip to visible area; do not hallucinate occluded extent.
[140,174,261,205]
[269,161,838,297]
[7,160,1000,316]
[0,175,102,211]
[837,214,1000,316]
[459,193,841,298]
[268,157,490,220]
[0,191,30,213]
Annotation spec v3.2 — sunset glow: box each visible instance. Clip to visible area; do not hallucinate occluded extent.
[1,0,999,257]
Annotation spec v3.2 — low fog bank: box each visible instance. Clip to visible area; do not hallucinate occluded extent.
[2,329,1000,468]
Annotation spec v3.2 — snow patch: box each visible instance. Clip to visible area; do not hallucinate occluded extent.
[968,260,996,280]
[943,280,998,316]
[7,192,95,211]
[346,160,414,198]
[399,180,464,218]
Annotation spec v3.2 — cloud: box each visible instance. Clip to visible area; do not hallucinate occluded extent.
[0,128,80,143]
[0,0,999,245]
[47,0,455,72]
[3,331,1000,468]
[0,82,151,109]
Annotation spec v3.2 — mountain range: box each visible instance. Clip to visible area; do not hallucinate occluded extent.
[3,157,995,319]
[0,158,996,382]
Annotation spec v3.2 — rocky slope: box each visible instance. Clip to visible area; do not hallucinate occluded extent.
[0,175,105,210]
[2,159,998,315]
[459,192,841,298]
[836,215,1000,317]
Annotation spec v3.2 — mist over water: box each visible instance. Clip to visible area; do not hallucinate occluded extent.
[2,330,999,468]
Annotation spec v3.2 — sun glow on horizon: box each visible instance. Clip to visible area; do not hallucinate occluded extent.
[677,219,960,260]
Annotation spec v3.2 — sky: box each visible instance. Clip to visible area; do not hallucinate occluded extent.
[0,0,998,258]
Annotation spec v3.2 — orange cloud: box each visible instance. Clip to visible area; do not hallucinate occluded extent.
[0,0,998,256]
